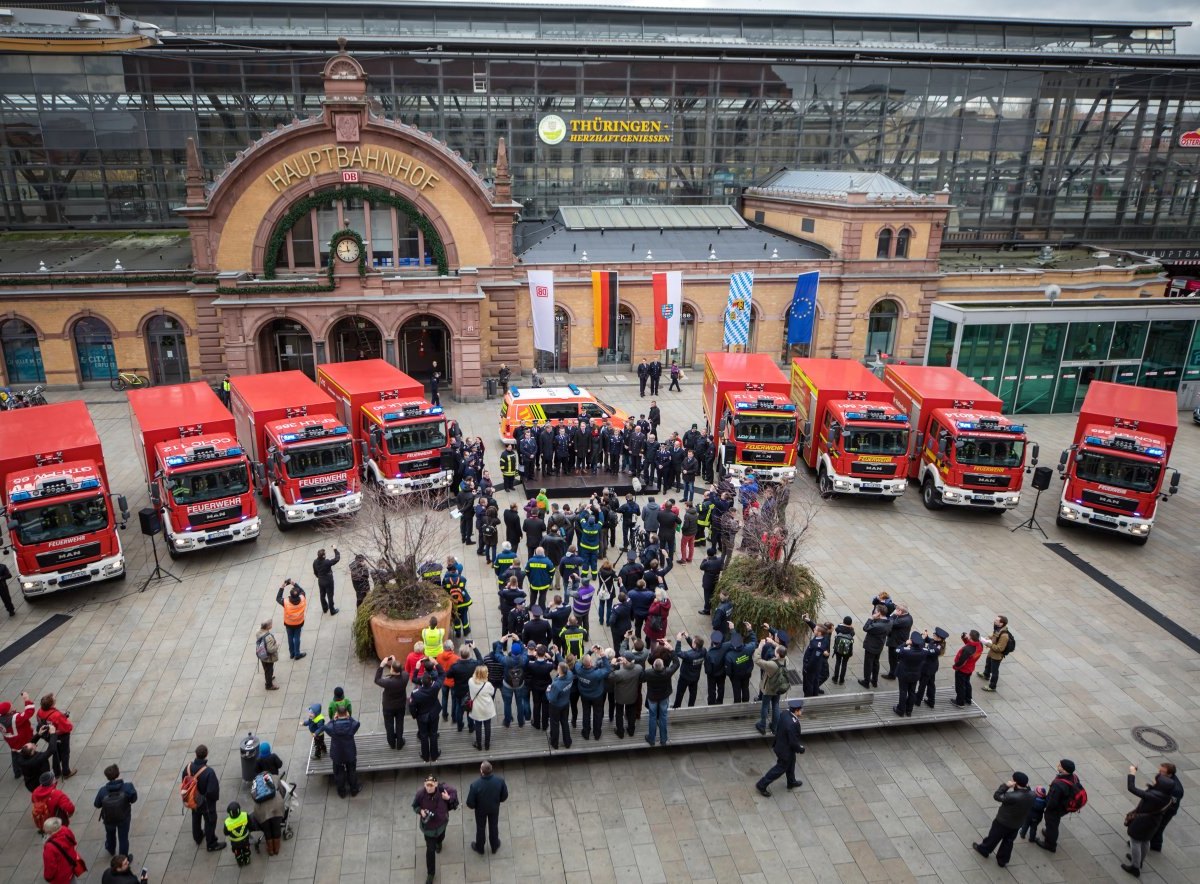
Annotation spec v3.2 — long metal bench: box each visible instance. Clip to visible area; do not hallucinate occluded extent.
[306,689,985,776]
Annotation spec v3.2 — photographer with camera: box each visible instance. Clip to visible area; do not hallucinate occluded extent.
[881,603,912,680]
[275,580,308,660]
[413,775,459,883]
[857,606,890,689]
[100,855,149,884]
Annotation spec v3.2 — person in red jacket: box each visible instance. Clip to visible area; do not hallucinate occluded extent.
[32,771,75,832]
[40,816,84,884]
[644,589,672,643]
[36,694,76,779]
[952,630,983,708]
[0,691,37,778]
[404,642,427,680]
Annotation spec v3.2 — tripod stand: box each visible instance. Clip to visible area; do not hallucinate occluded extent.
[1011,466,1053,540]
[140,527,181,593]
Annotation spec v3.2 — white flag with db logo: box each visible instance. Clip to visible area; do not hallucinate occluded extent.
[527,270,556,353]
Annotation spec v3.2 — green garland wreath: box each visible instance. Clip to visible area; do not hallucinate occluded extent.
[263,186,449,279]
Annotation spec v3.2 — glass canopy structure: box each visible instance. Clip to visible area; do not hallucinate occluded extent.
[925,300,1200,414]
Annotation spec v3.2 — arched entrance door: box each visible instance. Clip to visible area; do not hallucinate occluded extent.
[259,318,315,378]
[597,305,633,368]
[72,317,117,382]
[535,306,570,373]
[665,304,697,368]
[865,300,900,359]
[329,316,383,363]
[399,314,452,383]
[145,315,190,385]
[1,319,45,383]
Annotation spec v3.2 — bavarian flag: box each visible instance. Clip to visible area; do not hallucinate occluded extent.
[592,270,619,349]
[723,270,754,347]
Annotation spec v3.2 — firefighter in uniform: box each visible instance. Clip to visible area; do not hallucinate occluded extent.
[578,515,601,583]
[492,544,517,591]
[419,559,443,587]
[526,548,555,611]
[444,573,473,638]
[518,428,537,480]
[499,444,519,492]
[696,493,715,546]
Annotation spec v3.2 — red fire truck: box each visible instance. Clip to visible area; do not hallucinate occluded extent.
[316,359,452,494]
[229,371,362,532]
[0,401,129,597]
[883,365,1036,511]
[791,358,910,499]
[702,352,798,482]
[1056,381,1180,544]
[128,383,260,557]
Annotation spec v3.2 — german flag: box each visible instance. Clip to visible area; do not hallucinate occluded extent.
[592,270,619,349]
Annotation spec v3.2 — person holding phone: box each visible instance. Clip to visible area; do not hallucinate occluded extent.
[99,854,148,883]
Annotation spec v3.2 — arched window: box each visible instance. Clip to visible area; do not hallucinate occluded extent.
[865,300,900,360]
[399,314,452,384]
[876,228,893,259]
[895,227,913,259]
[536,306,571,373]
[259,318,315,378]
[1,318,45,383]
[72,317,117,382]
[597,306,633,367]
[145,315,190,385]
[329,316,383,363]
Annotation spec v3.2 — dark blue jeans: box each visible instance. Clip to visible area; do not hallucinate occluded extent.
[285,625,302,658]
[646,698,670,744]
[104,818,131,856]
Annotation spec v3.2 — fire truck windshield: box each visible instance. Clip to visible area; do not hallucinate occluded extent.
[843,428,909,456]
[167,465,250,504]
[1075,451,1161,493]
[13,495,109,545]
[386,419,448,455]
[734,415,796,443]
[955,436,1024,467]
[286,441,354,478]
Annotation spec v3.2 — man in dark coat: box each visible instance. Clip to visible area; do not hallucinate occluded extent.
[409,673,443,763]
[17,730,57,793]
[698,551,724,615]
[321,707,361,798]
[636,359,650,396]
[1035,759,1080,852]
[857,606,890,689]
[973,773,1036,868]
[374,656,410,750]
[648,358,662,395]
[503,504,522,549]
[312,547,341,615]
[350,554,371,607]
[892,630,928,717]
[181,745,225,850]
[1123,764,1177,876]
[755,698,804,796]
[882,603,913,679]
[1150,763,1183,852]
[467,761,509,855]
[647,401,661,438]
[523,512,546,558]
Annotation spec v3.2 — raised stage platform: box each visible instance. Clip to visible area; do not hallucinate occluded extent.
[521,472,640,499]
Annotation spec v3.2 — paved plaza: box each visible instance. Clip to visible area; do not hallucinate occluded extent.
[0,380,1197,884]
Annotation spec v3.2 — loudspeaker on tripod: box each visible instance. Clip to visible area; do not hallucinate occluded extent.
[138,507,162,537]
[1031,466,1053,491]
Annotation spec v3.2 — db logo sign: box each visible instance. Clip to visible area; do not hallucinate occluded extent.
[342,170,360,183]
[535,285,549,298]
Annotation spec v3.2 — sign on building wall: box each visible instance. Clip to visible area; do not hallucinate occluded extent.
[537,114,672,146]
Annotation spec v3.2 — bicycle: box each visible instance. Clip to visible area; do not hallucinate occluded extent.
[110,371,149,391]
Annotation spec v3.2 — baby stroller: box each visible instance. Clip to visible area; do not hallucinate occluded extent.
[251,771,299,853]
[631,526,649,560]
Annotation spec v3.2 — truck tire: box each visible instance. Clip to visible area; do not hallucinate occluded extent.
[1130,533,1149,547]
[274,504,293,533]
[1055,515,1072,530]
[167,539,182,560]
[818,466,835,499]
[921,476,944,510]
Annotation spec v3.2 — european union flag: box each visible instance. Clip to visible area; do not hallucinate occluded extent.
[786,271,820,346]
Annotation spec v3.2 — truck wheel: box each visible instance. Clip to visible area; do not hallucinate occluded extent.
[1130,534,1149,547]
[1055,515,1071,530]
[167,540,181,560]
[274,505,293,533]
[921,477,944,510]
[818,467,835,499]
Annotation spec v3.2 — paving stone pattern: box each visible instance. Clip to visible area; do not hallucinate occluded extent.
[0,382,1195,883]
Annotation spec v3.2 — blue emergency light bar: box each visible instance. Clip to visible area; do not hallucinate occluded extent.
[10,475,101,502]
[845,411,908,422]
[568,384,581,395]
[734,401,796,412]
[164,446,244,468]
[956,421,1025,433]
[382,406,444,421]
[278,426,349,443]
[1083,435,1164,458]
[510,386,520,397]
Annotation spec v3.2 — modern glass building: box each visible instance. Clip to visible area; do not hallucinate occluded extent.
[926,300,1200,413]
[1,3,1199,247]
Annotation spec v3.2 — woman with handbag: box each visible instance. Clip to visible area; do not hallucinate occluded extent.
[41,817,85,883]
[1123,763,1177,878]
[466,666,497,751]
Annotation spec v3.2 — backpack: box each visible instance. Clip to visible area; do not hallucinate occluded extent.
[1002,632,1016,656]
[504,661,525,689]
[251,772,277,804]
[31,794,54,831]
[764,661,790,696]
[1056,775,1088,813]
[255,633,271,661]
[833,633,854,657]
[100,787,132,824]
[646,611,666,634]
[180,763,202,811]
